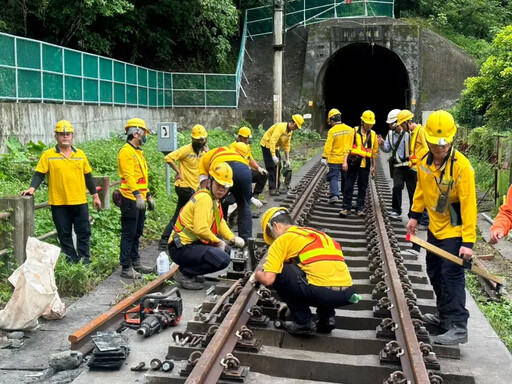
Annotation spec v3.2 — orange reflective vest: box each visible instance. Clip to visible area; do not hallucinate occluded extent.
[173,189,223,244]
[350,128,373,158]
[288,227,345,264]
[120,144,148,193]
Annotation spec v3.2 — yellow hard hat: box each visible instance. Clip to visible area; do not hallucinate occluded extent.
[191,124,208,139]
[232,142,250,159]
[396,110,414,125]
[361,110,376,125]
[125,118,152,134]
[238,126,252,138]
[55,120,74,133]
[292,114,304,129]
[327,108,341,122]
[424,110,457,146]
[209,162,233,188]
[261,207,289,245]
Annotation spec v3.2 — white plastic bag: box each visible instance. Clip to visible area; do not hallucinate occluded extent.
[0,237,66,330]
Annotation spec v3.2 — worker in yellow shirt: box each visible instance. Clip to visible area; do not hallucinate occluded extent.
[407,111,476,345]
[158,125,208,250]
[321,109,354,204]
[169,163,245,290]
[21,120,101,264]
[117,118,155,278]
[260,114,304,196]
[199,144,253,245]
[340,110,379,217]
[252,207,356,335]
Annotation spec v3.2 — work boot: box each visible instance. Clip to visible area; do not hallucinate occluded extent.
[278,186,288,194]
[132,261,154,274]
[339,209,349,217]
[433,322,468,345]
[174,270,204,290]
[328,196,339,204]
[281,320,316,335]
[158,239,168,250]
[316,316,336,334]
[194,275,206,283]
[269,189,279,196]
[423,313,451,332]
[120,266,142,279]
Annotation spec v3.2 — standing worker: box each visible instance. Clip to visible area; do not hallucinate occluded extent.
[377,109,416,218]
[169,162,244,290]
[199,144,253,245]
[117,118,155,278]
[340,110,379,217]
[21,120,101,264]
[158,125,208,250]
[321,108,354,204]
[260,114,303,196]
[252,207,357,335]
[490,185,512,244]
[406,110,476,345]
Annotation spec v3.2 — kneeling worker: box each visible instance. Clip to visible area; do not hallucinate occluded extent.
[169,162,245,290]
[253,207,358,335]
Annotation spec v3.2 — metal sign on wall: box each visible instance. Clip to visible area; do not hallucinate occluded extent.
[157,122,178,153]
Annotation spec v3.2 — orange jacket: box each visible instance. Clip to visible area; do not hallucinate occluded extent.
[491,185,512,236]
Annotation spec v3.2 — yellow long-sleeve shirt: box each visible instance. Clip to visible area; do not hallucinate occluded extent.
[263,226,352,287]
[409,125,428,169]
[170,190,234,246]
[322,123,354,164]
[199,146,247,177]
[117,143,149,200]
[35,146,93,206]
[411,149,477,245]
[260,122,292,156]
[164,144,204,189]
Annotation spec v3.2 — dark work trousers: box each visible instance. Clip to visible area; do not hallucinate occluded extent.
[426,231,469,325]
[392,166,417,215]
[261,146,281,191]
[272,263,356,324]
[168,242,230,277]
[326,163,346,198]
[51,203,91,263]
[251,168,268,196]
[120,195,146,267]
[160,186,195,242]
[227,161,253,242]
[343,165,370,212]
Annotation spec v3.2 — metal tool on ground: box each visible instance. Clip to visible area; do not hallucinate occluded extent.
[88,331,130,370]
[122,287,183,337]
[282,162,292,190]
[406,234,505,293]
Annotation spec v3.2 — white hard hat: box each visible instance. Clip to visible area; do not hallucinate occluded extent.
[386,109,401,124]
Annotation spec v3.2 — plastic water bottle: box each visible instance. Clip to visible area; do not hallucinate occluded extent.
[157,252,170,276]
[349,293,362,304]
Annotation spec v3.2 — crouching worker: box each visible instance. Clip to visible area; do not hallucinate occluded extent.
[168,162,245,290]
[252,207,358,335]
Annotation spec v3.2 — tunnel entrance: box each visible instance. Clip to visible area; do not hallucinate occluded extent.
[322,43,410,136]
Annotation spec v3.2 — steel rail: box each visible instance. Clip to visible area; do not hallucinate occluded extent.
[185,164,327,384]
[68,264,178,354]
[370,178,431,383]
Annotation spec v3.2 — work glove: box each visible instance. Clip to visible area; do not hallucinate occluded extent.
[147,197,155,211]
[321,158,327,166]
[272,155,279,165]
[284,160,290,168]
[250,196,263,208]
[257,166,268,175]
[248,272,259,287]
[135,195,146,211]
[230,236,245,248]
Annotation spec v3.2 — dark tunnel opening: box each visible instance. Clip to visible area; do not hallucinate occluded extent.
[323,43,410,137]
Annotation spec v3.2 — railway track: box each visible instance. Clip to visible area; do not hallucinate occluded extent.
[142,157,476,384]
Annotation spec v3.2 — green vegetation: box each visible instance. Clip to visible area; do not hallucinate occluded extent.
[0,123,322,302]
[466,274,512,352]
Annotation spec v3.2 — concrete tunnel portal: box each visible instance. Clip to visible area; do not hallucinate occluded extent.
[322,43,410,136]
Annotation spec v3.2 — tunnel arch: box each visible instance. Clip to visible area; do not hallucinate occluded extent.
[319,43,410,136]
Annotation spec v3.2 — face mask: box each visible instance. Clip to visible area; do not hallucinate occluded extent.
[142,135,147,144]
[192,140,204,152]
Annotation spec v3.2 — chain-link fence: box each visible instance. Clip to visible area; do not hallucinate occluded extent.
[247,0,394,37]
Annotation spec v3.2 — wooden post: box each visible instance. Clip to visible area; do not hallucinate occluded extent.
[0,196,34,265]
[93,176,110,210]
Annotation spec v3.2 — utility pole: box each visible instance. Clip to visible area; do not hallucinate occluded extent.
[273,0,285,124]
